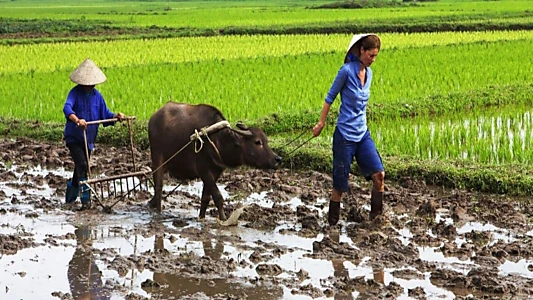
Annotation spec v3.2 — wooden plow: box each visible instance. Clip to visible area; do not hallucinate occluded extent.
[79,117,152,212]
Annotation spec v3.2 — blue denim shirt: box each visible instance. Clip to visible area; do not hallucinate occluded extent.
[325,58,373,142]
[63,85,115,150]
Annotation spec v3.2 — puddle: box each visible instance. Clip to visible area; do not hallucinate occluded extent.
[395,227,414,246]
[1,162,532,299]
[499,259,533,278]
[417,246,474,274]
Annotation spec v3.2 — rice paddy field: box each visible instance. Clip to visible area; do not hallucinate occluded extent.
[1,0,533,194]
[2,1,533,300]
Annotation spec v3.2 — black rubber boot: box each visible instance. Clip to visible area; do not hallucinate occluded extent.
[328,201,341,226]
[369,190,383,220]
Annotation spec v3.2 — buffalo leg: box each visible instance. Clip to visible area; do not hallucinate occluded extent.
[199,185,212,219]
[200,174,226,221]
[148,157,164,211]
[211,187,227,221]
[211,171,226,221]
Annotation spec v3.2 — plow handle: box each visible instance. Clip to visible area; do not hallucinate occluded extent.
[85,116,136,126]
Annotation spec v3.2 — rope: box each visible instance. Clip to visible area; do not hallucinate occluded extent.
[151,120,231,176]
[193,127,213,153]
[161,183,183,201]
[193,129,204,153]
[285,135,315,157]
[150,139,194,175]
[281,130,307,149]
[192,126,223,162]
[206,134,223,164]
[281,128,316,158]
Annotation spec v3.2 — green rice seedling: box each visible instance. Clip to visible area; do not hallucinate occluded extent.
[3,31,533,74]
[1,0,531,30]
[1,34,531,124]
[371,105,533,165]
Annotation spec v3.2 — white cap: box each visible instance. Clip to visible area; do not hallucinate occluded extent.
[69,58,107,85]
[345,33,372,63]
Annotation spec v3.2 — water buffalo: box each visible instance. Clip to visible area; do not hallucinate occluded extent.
[147,102,281,220]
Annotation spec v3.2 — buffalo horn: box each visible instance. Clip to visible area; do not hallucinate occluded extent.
[236,121,248,130]
[232,121,252,136]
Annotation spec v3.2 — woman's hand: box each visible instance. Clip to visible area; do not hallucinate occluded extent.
[76,119,87,130]
[115,112,125,122]
[312,122,325,137]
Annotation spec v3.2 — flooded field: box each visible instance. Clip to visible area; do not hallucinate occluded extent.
[1,138,532,300]
[374,108,533,165]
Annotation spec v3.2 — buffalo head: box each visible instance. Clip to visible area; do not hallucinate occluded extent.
[233,122,281,169]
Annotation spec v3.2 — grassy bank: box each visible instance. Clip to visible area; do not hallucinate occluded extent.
[3,18,533,46]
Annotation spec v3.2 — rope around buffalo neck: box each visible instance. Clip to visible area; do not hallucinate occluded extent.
[192,128,208,153]
[192,127,224,163]
[151,120,231,176]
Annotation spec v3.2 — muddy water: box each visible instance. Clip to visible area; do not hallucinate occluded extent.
[1,138,532,300]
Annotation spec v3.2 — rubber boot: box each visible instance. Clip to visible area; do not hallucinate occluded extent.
[369,190,383,220]
[65,179,79,204]
[79,178,91,210]
[328,201,341,226]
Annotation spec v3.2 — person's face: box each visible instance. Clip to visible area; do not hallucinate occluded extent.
[81,85,95,93]
[359,47,379,67]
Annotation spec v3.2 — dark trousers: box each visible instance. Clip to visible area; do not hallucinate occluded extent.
[67,142,91,187]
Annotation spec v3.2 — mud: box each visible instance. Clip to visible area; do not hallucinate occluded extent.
[0,137,532,299]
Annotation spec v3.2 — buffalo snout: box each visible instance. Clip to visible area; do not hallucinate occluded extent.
[270,154,282,169]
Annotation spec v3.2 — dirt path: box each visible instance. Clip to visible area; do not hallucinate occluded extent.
[0,137,532,299]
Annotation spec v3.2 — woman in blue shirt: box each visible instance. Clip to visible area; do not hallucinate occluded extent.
[313,34,384,225]
[63,58,125,209]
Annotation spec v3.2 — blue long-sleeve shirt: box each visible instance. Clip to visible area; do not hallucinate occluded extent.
[325,60,373,142]
[63,85,115,150]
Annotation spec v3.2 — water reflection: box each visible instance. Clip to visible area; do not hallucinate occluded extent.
[147,235,284,299]
[68,225,110,300]
[329,231,349,279]
[373,268,385,284]
[321,231,363,300]
[202,237,224,261]
[326,231,385,300]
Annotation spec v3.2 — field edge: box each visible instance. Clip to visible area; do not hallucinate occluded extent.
[2,118,532,198]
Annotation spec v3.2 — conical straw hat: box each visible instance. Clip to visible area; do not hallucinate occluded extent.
[69,58,107,85]
[344,33,372,63]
